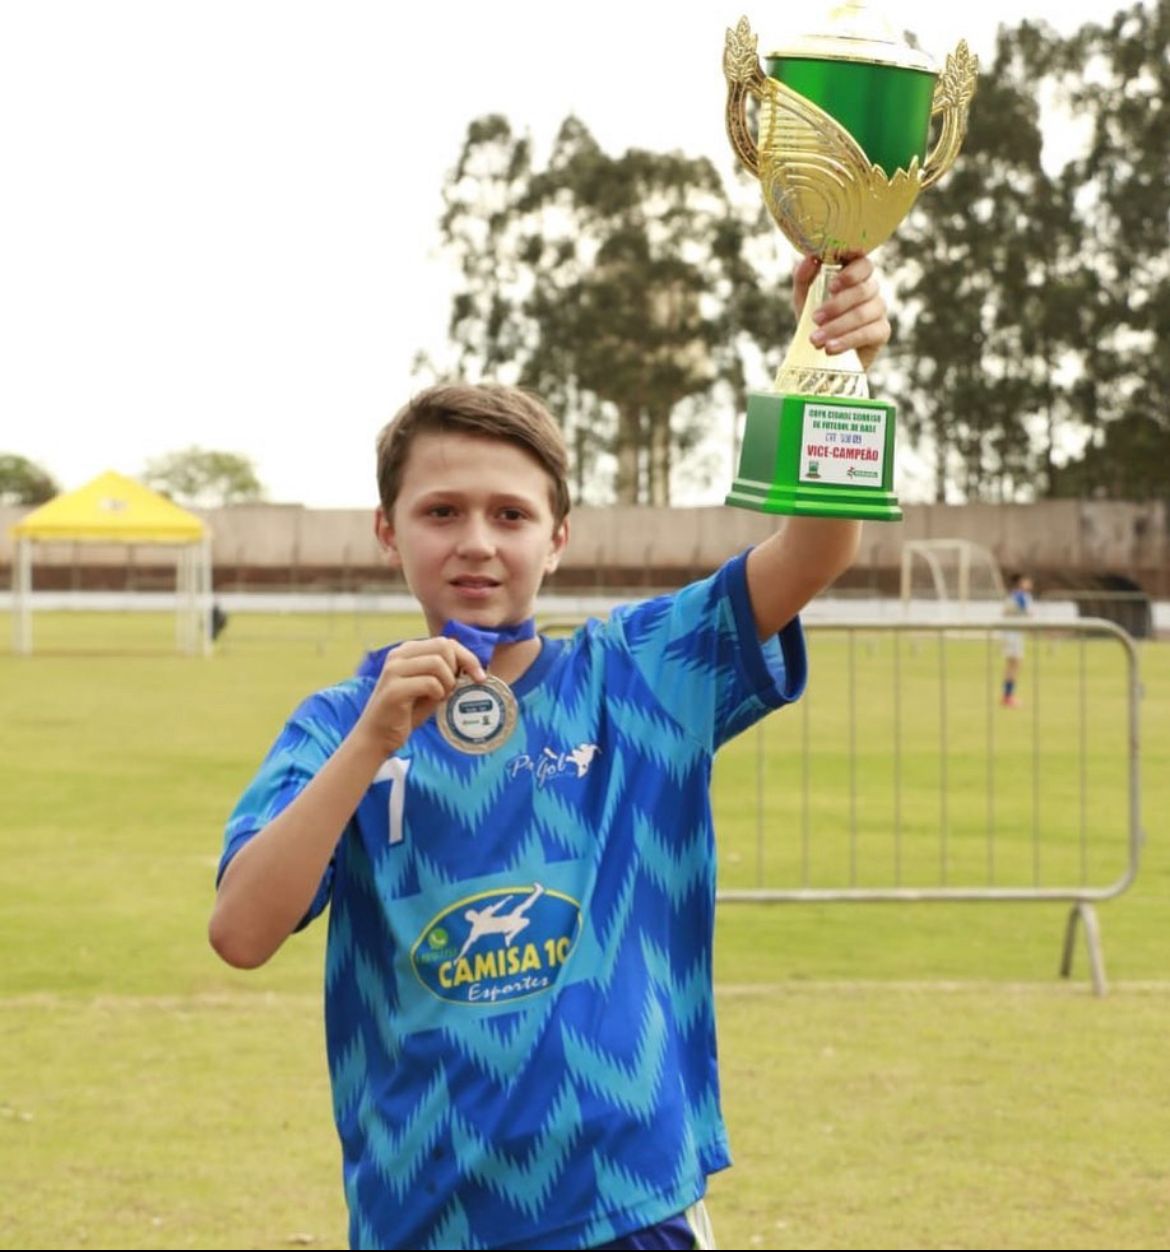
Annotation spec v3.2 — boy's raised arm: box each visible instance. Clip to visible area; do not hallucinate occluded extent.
[746,515,863,638]
[745,254,889,638]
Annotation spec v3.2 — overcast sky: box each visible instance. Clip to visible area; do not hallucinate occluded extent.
[0,1,1144,508]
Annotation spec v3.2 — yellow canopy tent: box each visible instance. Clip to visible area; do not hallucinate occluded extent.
[10,470,212,655]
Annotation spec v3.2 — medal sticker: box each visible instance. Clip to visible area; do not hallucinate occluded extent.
[438,674,518,755]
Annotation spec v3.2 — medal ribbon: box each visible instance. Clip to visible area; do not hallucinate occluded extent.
[442,618,536,670]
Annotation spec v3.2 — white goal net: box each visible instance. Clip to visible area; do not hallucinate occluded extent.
[899,539,1005,619]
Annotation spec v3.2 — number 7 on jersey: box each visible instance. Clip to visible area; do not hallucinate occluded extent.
[373,756,411,845]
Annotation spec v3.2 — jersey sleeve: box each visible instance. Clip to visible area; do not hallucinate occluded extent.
[216,687,360,930]
[607,548,807,753]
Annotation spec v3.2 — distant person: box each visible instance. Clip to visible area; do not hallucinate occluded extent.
[210,602,229,643]
[208,255,891,1250]
[1001,574,1034,708]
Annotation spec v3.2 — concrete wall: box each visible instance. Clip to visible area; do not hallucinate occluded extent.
[3,499,1167,591]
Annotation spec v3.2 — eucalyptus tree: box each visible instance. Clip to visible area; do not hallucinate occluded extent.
[435,114,790,504]
[883,22,1092,502]
[1048,0,1170,499]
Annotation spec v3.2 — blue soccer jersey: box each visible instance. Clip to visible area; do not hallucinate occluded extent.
[219,550,806,1250]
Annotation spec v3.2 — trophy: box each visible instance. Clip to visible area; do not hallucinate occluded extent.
[723,4,977,520]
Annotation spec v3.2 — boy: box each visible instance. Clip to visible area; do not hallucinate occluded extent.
[210,255,890,1250]
[1001,573,1034,708]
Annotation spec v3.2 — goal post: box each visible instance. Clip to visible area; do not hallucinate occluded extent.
[900,539,1005,614]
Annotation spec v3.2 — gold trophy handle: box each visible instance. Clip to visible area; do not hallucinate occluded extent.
[922,41,979,190]
[724,17,768,178]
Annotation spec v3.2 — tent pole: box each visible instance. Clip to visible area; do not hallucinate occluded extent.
[189,543,198,656]
[10,537,19,654]
[200,534,213,657]
[175,546,184,653]
[17,538,33,655]
[182,545,194,656]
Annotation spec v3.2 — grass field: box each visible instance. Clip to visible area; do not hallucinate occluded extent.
[1,611,1167,1249]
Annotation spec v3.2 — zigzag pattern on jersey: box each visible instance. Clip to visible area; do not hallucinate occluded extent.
[567,793,716,1147]
[633,617,737,742]
[569,852,639,996]
[605,694,706,782]
[614,573,734,664]
[332,1030,368,1122]
[325,856,405,1070]
[411,821,549,890]
[324,898,353,994]
[523,645,605,745]
[369,824,419,899]
[560,995,670,1121]
[580,1111,704,1247]
[531,781,605,861]
[352,946,405,1066]
[613,572,793,755]
[359,1067,450,1198]
[339,843,710,1240]
[611,590,675,653]
[407,735,524,833]
[439,994,561,1086]
[350,1213,379,1251]
[448,1079,583,1219]
[690,1087,724,1146]
[278,706,342,758]
[631,808,713,908]
[538,695,719,1199]
[425,1198,477,1251]
[638,933,711,1035]
[294,685,365,753]
[594,745,629,848]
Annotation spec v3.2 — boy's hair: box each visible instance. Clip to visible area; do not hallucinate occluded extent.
[376,383,571,526]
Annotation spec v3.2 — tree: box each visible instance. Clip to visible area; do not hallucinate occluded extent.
[1050,413,1170,500]
[431,115,791,504]
[882,22,1096,502]
[1047,0,1170,499]
[142,448,264,507]
[0,454,58,505]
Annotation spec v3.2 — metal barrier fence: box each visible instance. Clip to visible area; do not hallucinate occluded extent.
[541,614,1143,996]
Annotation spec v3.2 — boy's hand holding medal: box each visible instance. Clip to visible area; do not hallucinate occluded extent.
[354,619,529,759]
[355,636,486,757]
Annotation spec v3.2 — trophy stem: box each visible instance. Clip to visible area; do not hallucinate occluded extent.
[774,263,869,399]
[727,258,901,521]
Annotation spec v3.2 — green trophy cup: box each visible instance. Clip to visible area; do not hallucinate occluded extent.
[724,4,977,520]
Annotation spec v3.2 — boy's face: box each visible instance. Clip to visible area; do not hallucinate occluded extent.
[375,431,569,635]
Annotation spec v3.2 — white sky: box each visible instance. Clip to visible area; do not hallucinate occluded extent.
[0,1,1141,508]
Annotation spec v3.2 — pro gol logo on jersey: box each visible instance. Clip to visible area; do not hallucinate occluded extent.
[411,883,580,1006]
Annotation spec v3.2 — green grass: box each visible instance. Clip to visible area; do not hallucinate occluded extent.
[1,613,1167,1248]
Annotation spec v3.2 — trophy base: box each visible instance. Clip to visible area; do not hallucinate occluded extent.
[726,391,903,522]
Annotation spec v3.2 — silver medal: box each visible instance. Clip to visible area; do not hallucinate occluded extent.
[436,673,519,755]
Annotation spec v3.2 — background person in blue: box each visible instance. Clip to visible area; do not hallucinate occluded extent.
[1000,573,1035,708]
[210,255,890,1251]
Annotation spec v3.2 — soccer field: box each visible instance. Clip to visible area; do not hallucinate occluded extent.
[1,613,1167,1249]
